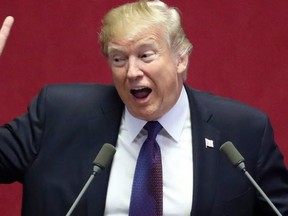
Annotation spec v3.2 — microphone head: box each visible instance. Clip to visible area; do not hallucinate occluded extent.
[93,143,116,170]
[220,141,245,168]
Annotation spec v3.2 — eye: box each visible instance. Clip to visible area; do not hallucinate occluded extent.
[140,51,157,63]
[110,55,127,67]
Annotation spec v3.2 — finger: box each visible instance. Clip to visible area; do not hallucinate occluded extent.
[0,16,15,56]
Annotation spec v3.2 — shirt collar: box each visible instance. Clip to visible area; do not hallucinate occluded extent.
[123,86,190,143]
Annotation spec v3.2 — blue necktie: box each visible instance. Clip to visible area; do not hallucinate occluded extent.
[129,121,163,216]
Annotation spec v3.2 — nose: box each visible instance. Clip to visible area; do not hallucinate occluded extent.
[127,57,143,79]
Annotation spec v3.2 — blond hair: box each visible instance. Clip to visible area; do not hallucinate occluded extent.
[99,0,192,58]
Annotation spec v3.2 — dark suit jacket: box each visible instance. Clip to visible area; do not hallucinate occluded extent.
[1,84,288,216]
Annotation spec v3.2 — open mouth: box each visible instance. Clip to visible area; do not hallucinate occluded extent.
[130,87,152,99]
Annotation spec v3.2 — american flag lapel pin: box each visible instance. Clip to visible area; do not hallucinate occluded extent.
[205,138,214,148]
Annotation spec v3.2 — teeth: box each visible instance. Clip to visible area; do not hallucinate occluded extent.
[132,87,146,91]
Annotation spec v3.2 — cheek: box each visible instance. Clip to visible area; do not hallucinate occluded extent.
[156,67,178,86]
[112,71,128,97]
[111,68,125,82]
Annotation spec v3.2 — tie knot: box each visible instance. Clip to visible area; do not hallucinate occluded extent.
[144,121,163,140]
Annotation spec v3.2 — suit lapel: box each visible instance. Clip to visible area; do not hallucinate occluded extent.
[85,86,124,216]
[186,87,222,216]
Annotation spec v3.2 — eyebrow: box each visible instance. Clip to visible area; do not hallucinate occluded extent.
[107,47,124,56]
[107,38,159,55]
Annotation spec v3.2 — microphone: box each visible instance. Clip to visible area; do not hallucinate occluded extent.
[66,143,116,216]
[220,141,282,216]
[220,141,245,170]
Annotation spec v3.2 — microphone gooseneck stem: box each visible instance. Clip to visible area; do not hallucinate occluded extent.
[243,169,282,216]
[65,143,116,216]
[220,142,283,216]
[65,171,97,216]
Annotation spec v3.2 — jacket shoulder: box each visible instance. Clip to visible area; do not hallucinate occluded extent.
[30,83,123,118]
[37,83,118,104]
[187,87,268,122]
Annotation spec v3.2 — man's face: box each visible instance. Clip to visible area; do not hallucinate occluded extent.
[107,28,187,121]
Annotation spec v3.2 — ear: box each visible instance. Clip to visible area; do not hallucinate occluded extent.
[177,54,189,77]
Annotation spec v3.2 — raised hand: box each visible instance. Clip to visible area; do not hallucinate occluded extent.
[0,16,14,56]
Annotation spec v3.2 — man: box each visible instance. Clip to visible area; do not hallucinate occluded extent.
[1,1,288,215]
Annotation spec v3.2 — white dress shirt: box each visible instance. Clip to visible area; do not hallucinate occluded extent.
[105,86,193,215]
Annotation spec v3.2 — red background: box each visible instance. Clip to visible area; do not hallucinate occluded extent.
[1,0,288,215]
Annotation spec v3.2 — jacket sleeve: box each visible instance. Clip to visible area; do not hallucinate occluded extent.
[0,87,47,183]
[255,116,288,215]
